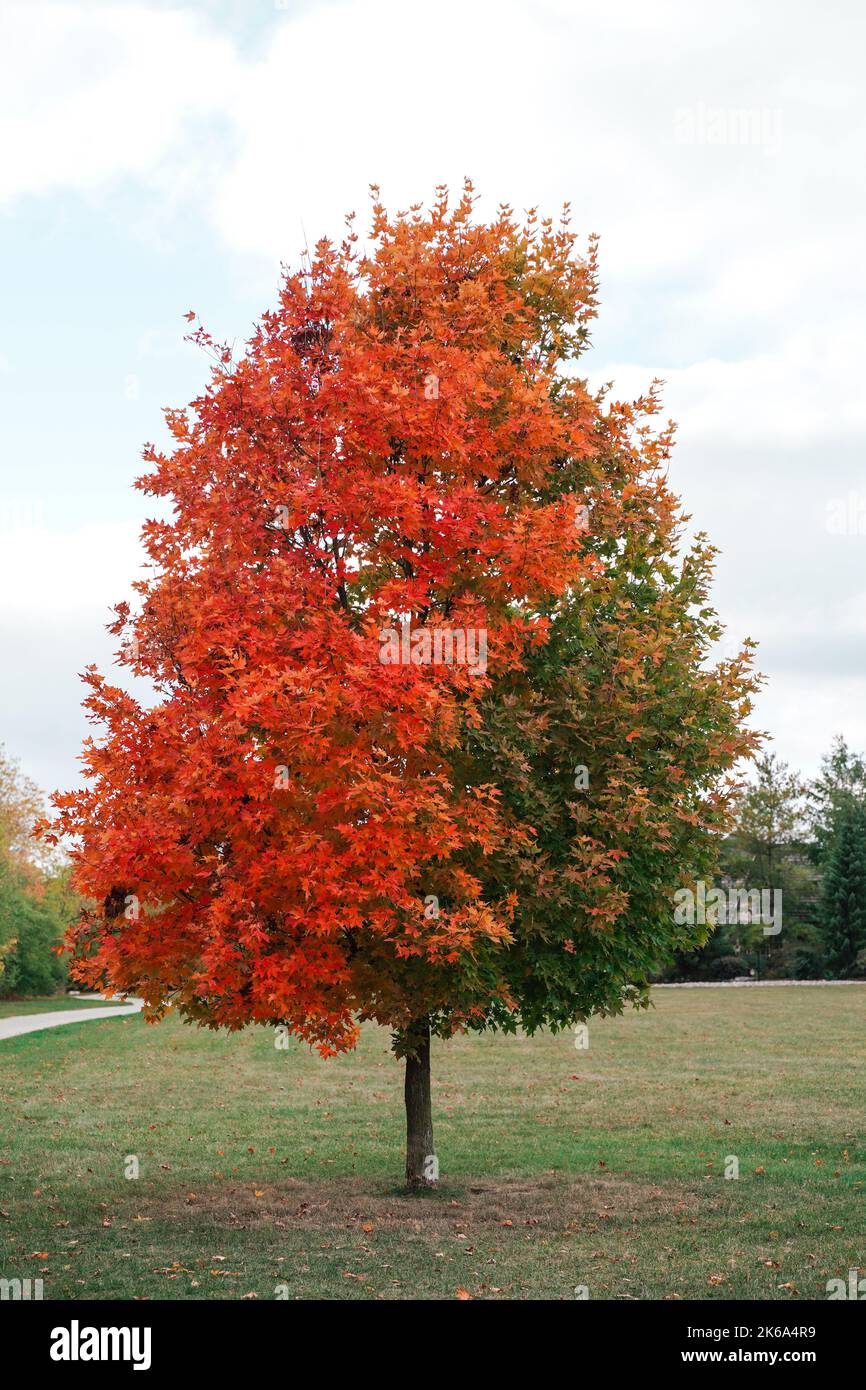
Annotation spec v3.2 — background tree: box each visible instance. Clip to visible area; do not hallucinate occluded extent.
[733,754,806,882]
[819,803,866,976]
[0,858,67,996]
[0,745,71,996]
[809,735,866,859]
[722,754,818,977]
[0,744,44,881]
[664,754,819,980]
[41,185,758,1186]
[808,736,866,975]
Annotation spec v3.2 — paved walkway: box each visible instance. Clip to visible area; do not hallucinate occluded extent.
[0,996,143,1042]
[654,979,863,989]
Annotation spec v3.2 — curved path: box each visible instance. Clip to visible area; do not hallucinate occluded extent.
[0,996,143,1042]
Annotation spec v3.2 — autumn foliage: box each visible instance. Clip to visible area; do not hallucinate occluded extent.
[42,182,759,1066]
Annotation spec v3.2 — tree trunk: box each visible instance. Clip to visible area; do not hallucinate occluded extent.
[404,1017,437,1188]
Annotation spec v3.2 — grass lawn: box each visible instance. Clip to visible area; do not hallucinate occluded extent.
[0,985,864,1301]
[0,994,121,1020]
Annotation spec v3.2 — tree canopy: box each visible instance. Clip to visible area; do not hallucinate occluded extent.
[41,184,759,1061]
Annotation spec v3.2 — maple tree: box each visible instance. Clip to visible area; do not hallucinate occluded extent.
[40,183,759,1186]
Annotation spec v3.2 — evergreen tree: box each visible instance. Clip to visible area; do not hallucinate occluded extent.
[810,735,866,860]
[820,805,866,976]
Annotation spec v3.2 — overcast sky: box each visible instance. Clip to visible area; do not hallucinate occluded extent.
[1,0,864,797]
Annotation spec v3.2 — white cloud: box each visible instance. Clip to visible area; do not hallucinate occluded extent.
[0,519,145,614]
[590,326,866,450]
[759,674,866,775]
[0,519,154,792]
[3,0,863,328]
[0,2,238,204]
